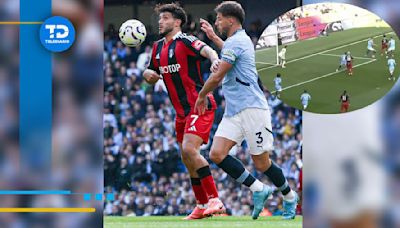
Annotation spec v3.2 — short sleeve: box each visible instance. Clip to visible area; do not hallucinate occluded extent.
[147,43,160,74]
[180,35,207,58]
[221,40,241,64]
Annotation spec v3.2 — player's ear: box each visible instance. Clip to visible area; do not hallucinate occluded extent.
[175,18,182,28]
[228,17,235,26]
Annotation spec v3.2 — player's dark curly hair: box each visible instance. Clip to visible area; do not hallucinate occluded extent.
[215,1,245,25]
[155,2,187,28]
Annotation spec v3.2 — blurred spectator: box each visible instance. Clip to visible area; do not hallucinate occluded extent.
[136,45,152,72]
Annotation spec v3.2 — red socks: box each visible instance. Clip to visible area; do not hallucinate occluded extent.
[197,166,219,199]
[190,178,208,204]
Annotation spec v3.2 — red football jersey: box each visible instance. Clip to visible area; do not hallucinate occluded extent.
[148,32,216,118]
[340,94,349,103]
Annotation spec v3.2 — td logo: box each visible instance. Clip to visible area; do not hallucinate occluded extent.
[45,24,69,39]
[40,16,75,52]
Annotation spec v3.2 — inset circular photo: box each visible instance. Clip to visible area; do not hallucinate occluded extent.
[256,3,399,114]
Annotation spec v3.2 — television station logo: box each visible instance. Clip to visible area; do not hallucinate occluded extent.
[40,16,75,52]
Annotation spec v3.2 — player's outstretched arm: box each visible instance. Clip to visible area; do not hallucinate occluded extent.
[200,46,220,73]
[143,69,162,85]
[195,60,232,115]
[200,18,224,49]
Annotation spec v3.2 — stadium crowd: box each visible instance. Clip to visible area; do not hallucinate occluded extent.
[103,16,302,217]
[275,3,335,23]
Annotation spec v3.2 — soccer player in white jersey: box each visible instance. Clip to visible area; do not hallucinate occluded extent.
[387,37,396,58]
[196,1,298,220]
[300,90,311,110]
[336,52,347,72]
[274,73,283,98]
[278,45,287,68]
[388,57,396,81]
[366,38,376,58]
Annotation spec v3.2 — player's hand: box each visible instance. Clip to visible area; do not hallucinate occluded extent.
[194,95,208,115]
[200,18,217,40]
[144,69,162,85]
[210,59,221,73]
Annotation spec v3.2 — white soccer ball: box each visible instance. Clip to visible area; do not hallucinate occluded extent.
[119,19,146,47]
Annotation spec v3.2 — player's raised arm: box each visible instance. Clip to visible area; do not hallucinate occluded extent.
[200,18,224,49]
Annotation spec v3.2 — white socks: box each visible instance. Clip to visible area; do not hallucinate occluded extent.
[283,190,295,201]
[249,179,264,192]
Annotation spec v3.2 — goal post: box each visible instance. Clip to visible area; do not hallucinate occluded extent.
[256,21,297,66]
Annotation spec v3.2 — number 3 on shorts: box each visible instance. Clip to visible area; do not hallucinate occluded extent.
[190,115,199,126]
[255,132,263,144]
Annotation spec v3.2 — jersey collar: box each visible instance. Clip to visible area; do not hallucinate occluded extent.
[226,29,244,41]
[172,31,182,40]
[232,29,244,36]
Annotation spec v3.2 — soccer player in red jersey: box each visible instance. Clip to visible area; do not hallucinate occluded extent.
[381,34,388,56]
[339,90,350,112]
[143,3,225,220]
[297,168,302,214]
[346,52,354,76]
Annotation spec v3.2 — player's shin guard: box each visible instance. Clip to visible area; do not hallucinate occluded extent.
[264,161,291,195]
[190,178,209,205]
[217,155,262,191]
[197,166,219,199]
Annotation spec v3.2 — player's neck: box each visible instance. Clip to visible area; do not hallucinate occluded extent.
[227,24,242,38]
[165,28,181,43]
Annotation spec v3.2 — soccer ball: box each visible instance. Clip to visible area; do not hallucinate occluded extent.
[119,19,146,47]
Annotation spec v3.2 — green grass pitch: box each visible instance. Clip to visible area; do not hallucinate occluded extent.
[256,27,399,113]
[104,216,303,228]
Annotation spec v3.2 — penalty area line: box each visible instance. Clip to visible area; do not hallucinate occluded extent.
[269,59,377,93]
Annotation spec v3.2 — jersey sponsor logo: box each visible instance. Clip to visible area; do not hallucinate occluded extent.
[159,64,181,74]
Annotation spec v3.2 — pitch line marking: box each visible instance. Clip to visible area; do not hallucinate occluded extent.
[269,59,377,93]
[255,61,277,66]
[258,32,394,72]
[319,53,375,60]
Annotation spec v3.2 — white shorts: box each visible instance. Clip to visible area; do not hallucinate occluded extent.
[389,67,395,74]
[367,47,375,52]
[215,108,274,155]
[388,47,395,52]
[275,86,282,92]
